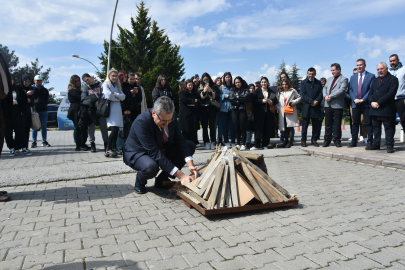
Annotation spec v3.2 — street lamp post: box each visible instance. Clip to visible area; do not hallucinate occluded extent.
[107,0,119,74]
[71,54,100,73]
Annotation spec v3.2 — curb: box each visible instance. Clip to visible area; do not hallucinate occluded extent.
[302,148,405,170]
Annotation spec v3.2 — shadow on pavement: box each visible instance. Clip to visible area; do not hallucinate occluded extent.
[43,259,141,270]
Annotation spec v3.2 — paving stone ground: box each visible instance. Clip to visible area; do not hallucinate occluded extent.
[1,153,405,269]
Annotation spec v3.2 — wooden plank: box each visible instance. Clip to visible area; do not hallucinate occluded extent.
[180,191,202,205]
[208,162,225,209]
[225,177,233,207]
[200,172,216,198]
[197,150,227,188]
[197,161,221,196]
[195,152,219,186]
[183,182,200,194]
[235,150,289,197]
[235,158,241,166]
[228,151,239,207]
[240,152,263,161]
[247,164,286,202]
[241,162,269,203]
[187,191,209,209]
[257,181,278,203]
[219,165,229,208]
[177,191,299,216]
[236,172,259,206]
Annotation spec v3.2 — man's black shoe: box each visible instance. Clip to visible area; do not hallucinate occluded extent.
[365,144,372,150]
[75,145,81,151]
[347,142,357,148]
[80,144,90,151]
[311,141,319,147]
[370,145,380,150]
[90,142,96,152]
[387,148,395,153]
[322,141,330,147]
[134,186,146,194]
[301,141,307,147]
[335,141,342,148]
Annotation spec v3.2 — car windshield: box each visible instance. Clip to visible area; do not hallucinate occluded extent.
[47,105,59,112]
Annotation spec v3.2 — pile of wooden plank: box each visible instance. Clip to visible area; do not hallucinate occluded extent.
[179,147,298,213]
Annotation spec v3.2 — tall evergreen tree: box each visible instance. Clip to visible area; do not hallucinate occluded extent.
[289,62,300,91]
[98,1,185,108]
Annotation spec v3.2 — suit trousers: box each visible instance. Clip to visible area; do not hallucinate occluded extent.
[396,99,405,131]
[132,140,196,188]
[351,104,373,143]
[301,117,319,142]
[200,106,217,143]
[350,107,367,138]
[371,116,395,148]
[324,107,343,142]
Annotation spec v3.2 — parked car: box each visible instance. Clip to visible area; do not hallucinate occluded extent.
[47,104,59,127]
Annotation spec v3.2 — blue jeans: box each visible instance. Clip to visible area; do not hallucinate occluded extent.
[116,129,126,150]
[215,113,222,142]
[32,111,48,142]
[246,131,253,144]
[220,111,235,143]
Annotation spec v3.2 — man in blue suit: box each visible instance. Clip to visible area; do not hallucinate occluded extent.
[348,59,376,148]
[123,96,198,194]
[368,62,399,153]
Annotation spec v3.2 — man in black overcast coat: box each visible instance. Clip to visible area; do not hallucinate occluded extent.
[368,62,398,153]
[300,67,323,147]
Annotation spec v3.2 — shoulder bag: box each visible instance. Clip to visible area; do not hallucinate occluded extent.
[31,108,41,130]
[283,97,294,114]
[95,91,111,118]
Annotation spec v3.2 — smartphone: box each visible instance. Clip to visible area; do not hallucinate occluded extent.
[195,74,199,79]
[205,82,209,87]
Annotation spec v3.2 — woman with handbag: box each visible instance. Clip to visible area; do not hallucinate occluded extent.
[229,76,250,150]
[219,72,236,148]
[103,68,126,157]
[276,79,301,148]
[251,76,279,150]
[179,80,199,143]
[199,73,220,150]
[67,75,89,151]
[5,75,31,156]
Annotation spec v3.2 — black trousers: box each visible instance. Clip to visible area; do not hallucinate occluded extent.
[200,106,217,143]
[351,104,373,143]
[232,109,247,145]
[324,107,343,142]
[255,112,270,148]
[132,140,196,187]
[301,117,319,142]
[73,124,88,145]
[284,116,295,142]
[183,131,197,143]
[107,126,119,150]
[371,116,395,148]
[24,125,30,149]
[5,113,26,150]
[396,98,405,130]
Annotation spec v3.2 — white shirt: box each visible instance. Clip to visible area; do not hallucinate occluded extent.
[357,72,365,84]
[159,126,193,176]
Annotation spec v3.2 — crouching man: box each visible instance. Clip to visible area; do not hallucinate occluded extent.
[123,96,199,194]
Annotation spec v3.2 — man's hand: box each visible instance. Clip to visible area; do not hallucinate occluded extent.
[262,99,267,103]
[325,96,331,102]
[371,102,379,109]
[174,170,193,184]
[13,100,17,105]
[189,165,199,179]
[354,99,363,105]
[313,100,318,106]
[131,87,138,94]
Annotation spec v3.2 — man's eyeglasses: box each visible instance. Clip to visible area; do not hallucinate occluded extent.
[157,114,173,123]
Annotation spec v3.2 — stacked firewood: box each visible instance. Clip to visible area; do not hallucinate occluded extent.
[181,147,296,210]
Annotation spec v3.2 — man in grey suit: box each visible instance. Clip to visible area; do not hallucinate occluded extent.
[322,63,348,147]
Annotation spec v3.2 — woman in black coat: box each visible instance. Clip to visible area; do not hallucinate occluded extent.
[121,73,143,122]
[179,79,199,142]
[67,75,89,151]
[152,74,175,104]
[5,75,31,156]
[251,76,279,150]
[229,76,250,150]
[199,73,220,150]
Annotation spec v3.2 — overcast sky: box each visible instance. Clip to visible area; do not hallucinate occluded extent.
[2,0,405,93]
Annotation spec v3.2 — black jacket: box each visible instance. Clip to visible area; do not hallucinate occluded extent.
[252,88,279,138]
[67,89,82,126]
[179,91,199,133]
[32,85,49,112]
[300,78,323,118]
[369,73,399,118]
[152,86,175,104]
[229,87,250,110]
[123,109,191,174]
[122,82,142,121]
[198,85,220,112]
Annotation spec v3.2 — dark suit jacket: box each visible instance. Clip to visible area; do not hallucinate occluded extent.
[348,71,376,108]
[300,78,323,118]
[369,73,399,118]
[123,108,191,174]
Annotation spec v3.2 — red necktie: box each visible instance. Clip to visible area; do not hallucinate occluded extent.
[357,74,362,98]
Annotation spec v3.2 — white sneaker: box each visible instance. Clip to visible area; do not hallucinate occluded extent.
[348,138,352,142]
[263,147,268,150]
[240,145,246,151]
[363,138,368,144]
[9,149,15,157]
[226,143,231,148]
[22,149,32,156]
[359,136,364,142]
[196,143,202,147]
[210,143,216,150]
[250,146,261,150]
[236,145,240,149]
[205,143,210,150]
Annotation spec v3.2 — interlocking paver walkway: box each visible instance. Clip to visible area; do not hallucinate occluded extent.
[1,153,405,269]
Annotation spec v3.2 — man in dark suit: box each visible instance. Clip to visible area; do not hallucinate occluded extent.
[300,67,323,147]
[123,96,198,194]
[348,59,376,148]
[368,62,399,153]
